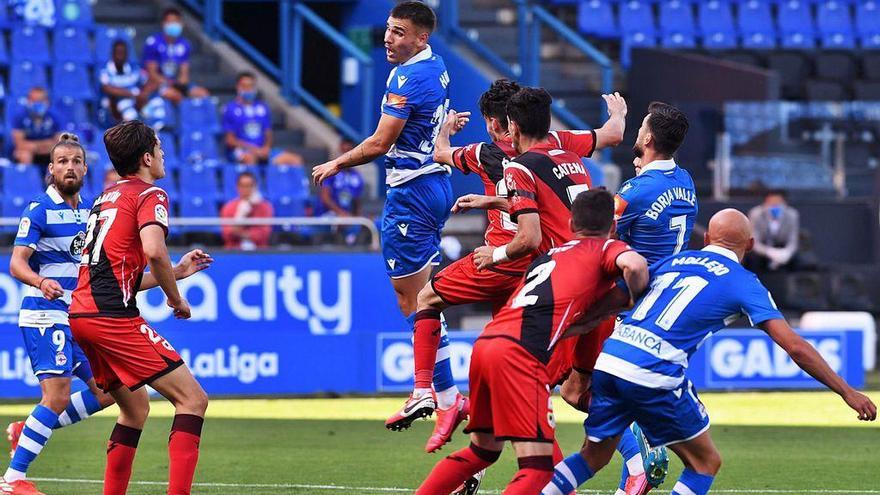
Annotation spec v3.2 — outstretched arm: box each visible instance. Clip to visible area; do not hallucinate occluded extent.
[433,109,471,166]
[472,212,541,270]
[312,114,407,185]
[140,249,214,291]
[594,92,627,150]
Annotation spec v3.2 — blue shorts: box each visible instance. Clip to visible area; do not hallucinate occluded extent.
[381,173,454,278]
[585,370,710,447]
[21,324,93,382]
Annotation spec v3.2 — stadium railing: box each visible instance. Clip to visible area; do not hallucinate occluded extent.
[0,216,381,251]
[180,0,373,142]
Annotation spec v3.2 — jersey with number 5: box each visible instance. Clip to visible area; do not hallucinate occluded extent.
[70,178,171,318]
[505,140,594,257]
[596,245,783,390]
[481,237,632,365]
[614,160,697,264]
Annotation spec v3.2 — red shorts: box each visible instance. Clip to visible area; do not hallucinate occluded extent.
[464,337,555,443]
[69,316,184,392]
[432,253,521,315]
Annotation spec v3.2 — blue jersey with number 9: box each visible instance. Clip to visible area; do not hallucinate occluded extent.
[596,245,783,390]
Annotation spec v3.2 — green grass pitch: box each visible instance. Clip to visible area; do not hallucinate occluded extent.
[1,392,878,494]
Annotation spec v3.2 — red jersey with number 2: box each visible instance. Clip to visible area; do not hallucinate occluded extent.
[70,178,171,318]
[481,237,632,365]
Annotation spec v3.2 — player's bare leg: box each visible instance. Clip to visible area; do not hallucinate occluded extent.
[104,386,150,495]
[663,430,721,495]
[505,441,555,494]
[149,366,209,495]
[416,432,502,495]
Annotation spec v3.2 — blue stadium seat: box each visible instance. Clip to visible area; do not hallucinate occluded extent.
[0,32,10,67]
[176,195,221,235]
[181,131,219,163]
[862,32,880,49]
[2,164,43,197]
[273,195,307,218]
[777,0,816,47]
[822,31,857,48]
[1,196,31,234]
[855,1,880,47]
[222,164,262,200]
[816,1,854,37]
[52,96,89,133]
[10,62,48,98]
[52,62,94,100]
[737,0,776,48]
[659,1,696,36]
[698,1,736,42]
[158,131,181,168]
[661,31,697,48]
[55,0,94,27]
[178,162,220,202]
[93,26,136,65]
[577,0,619,38]
[53,27,93,64]
[703,30,738,49]
[179,98,221,134]
[265,164,309,201]
[742,31,777,48]
[618,0,656,37]
[11,26,51,65]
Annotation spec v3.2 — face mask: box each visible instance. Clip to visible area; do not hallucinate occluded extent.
[238,90,257,102]
[768,205,784,219]
[164,22,183,38]
[28,101,48,116]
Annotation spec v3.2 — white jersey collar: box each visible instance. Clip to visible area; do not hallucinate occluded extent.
[46,185,82,206]
[401,44,433,66]
[640,159,677,173]
[702,244,740,263]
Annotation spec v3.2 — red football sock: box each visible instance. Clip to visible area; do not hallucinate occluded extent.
[503,455,555,495]
[104,423,141,495]
[416,443,501,495]
[413,309,442,389]
[553,439,564,464]
[168,414,204,495]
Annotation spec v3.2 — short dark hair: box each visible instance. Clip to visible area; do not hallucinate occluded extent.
[479,79,521,131]
[112,39,128,51]
[103,121,158,177]
[237,71,256,84]
[50,132,86,163]
[647,101,689,157]
[507,87,552,139]
[571,189,615,234]
[162,7,182,20]
[237,171,258,184]
[390,1,436,33]
[766,189,787,200]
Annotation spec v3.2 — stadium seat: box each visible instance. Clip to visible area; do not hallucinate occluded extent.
[52,62,94,100]
[159,131,181,168]
[815,53,857,83]
[816,1,854,38]
[805,79,848,100]
[0,196,31,235]
[273,195,308,218]
[9,62,48,98]
[777,0,816,48]
[862,53,880,79]
[737,0,776,49]
[181,131,220,163]
[55,0,94,26]
[854,81,880,100]
[0,33,10,67]
[93,26,136,65]
[659,0,696,35]
[577,0,618,38]
[697,1,736,41]
[822,32,856,48]
[766,53,812,99]
[179,97,221,134]
[861,32,880,49]
[265,164,309,201]
[855,0,880,46]
[178,162,220,202]
[53,27,93,64]
[661,31,697,48]
[2,164,43,197]
[52,96,89,133]
[176,195,221,237]
[11,26,51,65]
[703,30,738,49]
[618,0,656,37]
[222,164,262,200]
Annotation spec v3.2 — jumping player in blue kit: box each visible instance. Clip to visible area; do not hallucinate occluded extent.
[312,1,470,443]
[543,209,877,495]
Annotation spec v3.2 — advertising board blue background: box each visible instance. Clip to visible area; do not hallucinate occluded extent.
[0,253,865,398]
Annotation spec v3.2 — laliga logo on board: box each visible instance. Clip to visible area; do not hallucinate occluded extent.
[0,346,40,387]
[710,336,842,379]
[137,266,352,335]
[178,346,279,385]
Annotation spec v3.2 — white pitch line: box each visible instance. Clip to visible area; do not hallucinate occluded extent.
[29,478,880,494]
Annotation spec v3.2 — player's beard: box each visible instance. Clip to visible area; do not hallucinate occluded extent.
[55,176,83,196]
[632,141,644,159]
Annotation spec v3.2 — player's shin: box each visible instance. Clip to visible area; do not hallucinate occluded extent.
[54,390,103,429]
[413,309,442,394]
[433,319,460,409]
[503,455,555,495]
[104,423,141,495]
[671,469,714,495]
[4,405,58,482]
[542,453,594,495]
[415,443,501,495]
[167,414,204,495]
[616,427,647,494]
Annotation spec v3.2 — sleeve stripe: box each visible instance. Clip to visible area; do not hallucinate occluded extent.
[475,142,484,169]
[139,186,167,197]
[503,161,535,181]
[511,189,536,200]
[510,208,539,222]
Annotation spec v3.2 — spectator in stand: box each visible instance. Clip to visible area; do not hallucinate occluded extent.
[314,139,365,245]
[12,87,62,167]
[99,40,161,124]
[747,189,800,271]
[220,171,274,250]
[222,71,303,166]
[142,7,208,104]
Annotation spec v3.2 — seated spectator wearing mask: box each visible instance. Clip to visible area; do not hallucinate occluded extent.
[12,87,62,167]
[747,189,800,271]
[142,7,209,104]
[220,171,274,250]
[222,71,303,166]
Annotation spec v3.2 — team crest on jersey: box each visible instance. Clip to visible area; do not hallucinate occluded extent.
[155,204,169,227]
[16,218,30,238]
[55,351,68,367]
[70,231,86,256]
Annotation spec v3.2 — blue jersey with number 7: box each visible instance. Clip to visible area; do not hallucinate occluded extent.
[596,245,783,390]
[614,159,697,264]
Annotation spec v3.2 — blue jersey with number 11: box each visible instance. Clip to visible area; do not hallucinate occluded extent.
[596,245,783,390]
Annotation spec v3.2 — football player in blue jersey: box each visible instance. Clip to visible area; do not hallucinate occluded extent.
[1,135,212,495]
[543,209,877,495]
[312,1,471,443]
